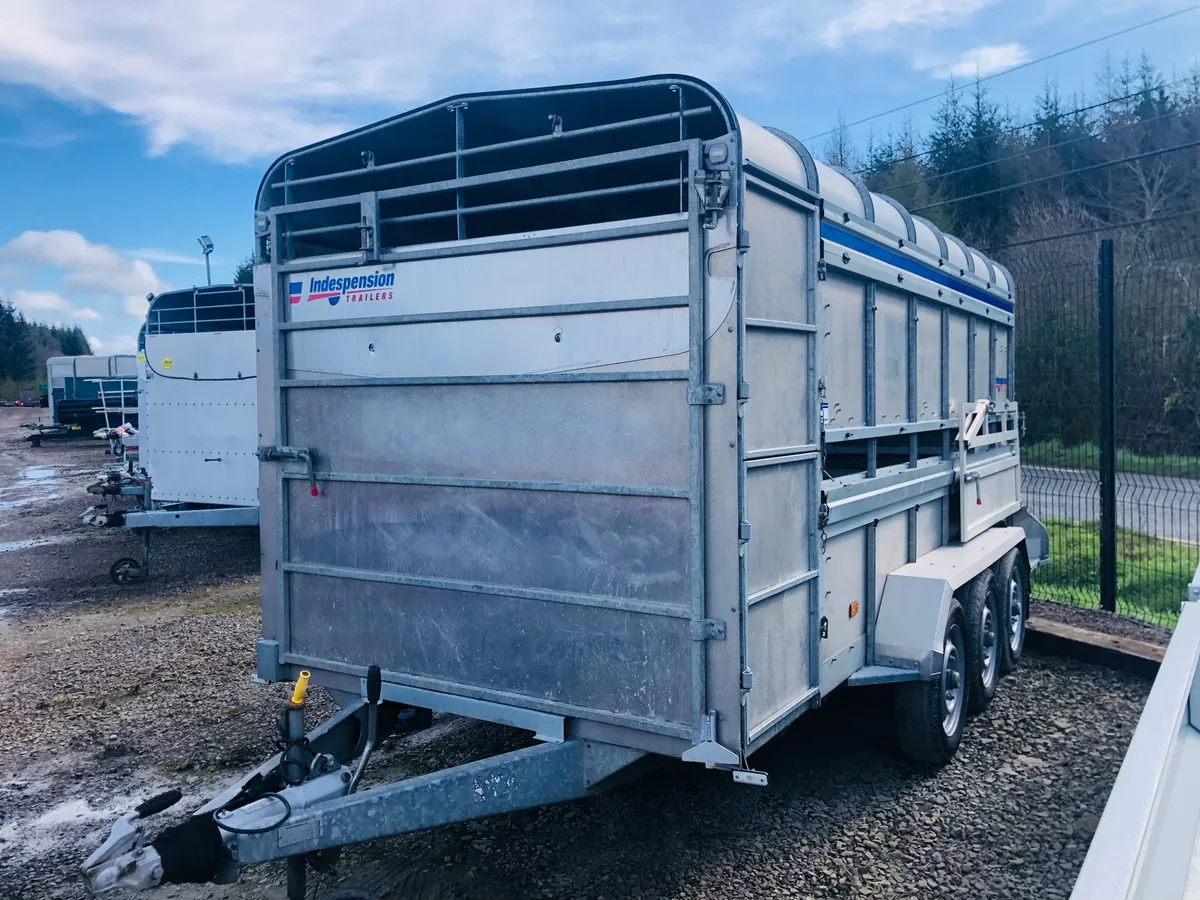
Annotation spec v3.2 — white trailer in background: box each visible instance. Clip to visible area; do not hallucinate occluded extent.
[102,285,259,583]
[1070,566,1200,900]
[82,75,1049,898]
[46,353,138,430]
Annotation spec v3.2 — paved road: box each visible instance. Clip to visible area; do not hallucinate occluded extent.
[1022,466,1200,542]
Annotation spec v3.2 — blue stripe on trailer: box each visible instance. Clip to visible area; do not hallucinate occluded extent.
[821,221,1015,314]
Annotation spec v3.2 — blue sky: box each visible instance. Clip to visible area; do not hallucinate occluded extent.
[0,0,1196,355]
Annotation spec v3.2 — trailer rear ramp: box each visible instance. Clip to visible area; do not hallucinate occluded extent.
[272,223,714,753]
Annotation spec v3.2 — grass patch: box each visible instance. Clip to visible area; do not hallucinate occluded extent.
[1024,439,1200,478]
[199,594,259,615]
[1033,518,1198,629]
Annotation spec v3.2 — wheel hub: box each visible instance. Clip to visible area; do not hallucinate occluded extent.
[941,625,966,738]
[1008,576,1024,652]
[980,601,999,690]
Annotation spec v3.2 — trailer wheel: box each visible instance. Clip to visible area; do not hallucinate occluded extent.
[894,599,967,765]
[996,548,1028,674]
[965,571,1001,714]
[109,557,145,585]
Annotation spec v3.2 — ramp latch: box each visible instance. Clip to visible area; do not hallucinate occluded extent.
[257,445,318,497]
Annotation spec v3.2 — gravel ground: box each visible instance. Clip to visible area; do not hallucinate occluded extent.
[1030,597,1173,647]
[0,407,259,620]
[0,407,1153,900]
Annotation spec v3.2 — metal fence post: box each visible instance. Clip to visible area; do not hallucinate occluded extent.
[1098,239,1118,614]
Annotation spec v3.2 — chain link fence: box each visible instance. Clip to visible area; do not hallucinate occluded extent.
[1003,238,1200,630]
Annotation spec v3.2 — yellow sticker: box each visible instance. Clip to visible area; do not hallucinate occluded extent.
[161,357,174,371]
[136,351,146,364]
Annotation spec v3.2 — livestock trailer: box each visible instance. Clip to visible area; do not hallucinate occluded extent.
[83,75,1049,898]
[98,285,260,583]
[46,354,138,430]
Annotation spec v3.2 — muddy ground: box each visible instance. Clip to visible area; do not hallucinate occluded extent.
[0,407,1152,899]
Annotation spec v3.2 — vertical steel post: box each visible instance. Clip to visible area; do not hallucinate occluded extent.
[865,284,877,477]
[283,159,296,262]
[452,103,468,241]
[1098,239,1118,614]
[907,294,918,468]
[940,308,951,545]
[670,84,686,214]
[967,318,977,403]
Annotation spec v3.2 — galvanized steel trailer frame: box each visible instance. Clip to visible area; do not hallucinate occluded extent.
[251,73,1031,786]
[253,74,1028,755]
[80,75,1042,896]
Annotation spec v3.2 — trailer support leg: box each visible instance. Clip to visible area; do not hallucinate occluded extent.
[286,857,306,900]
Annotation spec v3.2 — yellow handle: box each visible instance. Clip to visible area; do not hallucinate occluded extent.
[290,670,311,706]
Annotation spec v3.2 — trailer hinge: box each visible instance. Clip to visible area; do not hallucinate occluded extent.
[817,258,828,282]
[738,229,752,251]
[738,382,751,400]
[694,170,732,229]
[692,618,727,641]
[682,711,740,768]
[741,669,754,691]
[739,521,752,542]
[688,383,726,405]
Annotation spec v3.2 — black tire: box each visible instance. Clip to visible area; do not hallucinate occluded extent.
[894,599,968,766]
[964,571,1001,714]
[110,557,144,585]
[996,548,1028,674]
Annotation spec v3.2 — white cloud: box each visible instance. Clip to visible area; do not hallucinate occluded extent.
[122,294,151,317]
[88,334,138,355]
[821,0,994,49]
[0,231,168,313]
[8,288,104,325]
[126,248,205,266]
[10,288,70,311]
[914,43,1032,80]
[0,0,1003,161]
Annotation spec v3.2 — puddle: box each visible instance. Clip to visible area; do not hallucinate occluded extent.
[0,785,204,864]
[0,796,128,860]
[0,465,64,511]
[32,798,117,827]
[0,493,62,511]
[0,535,79,553]
[0,589,28,638]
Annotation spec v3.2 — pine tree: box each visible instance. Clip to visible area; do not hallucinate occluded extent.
[822,113,858,170]
[234,256,254,285]
[0,300,15,381]
[7,311,35,381]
